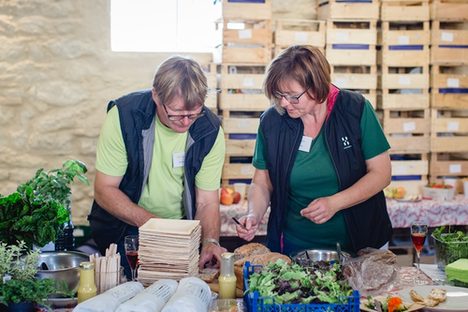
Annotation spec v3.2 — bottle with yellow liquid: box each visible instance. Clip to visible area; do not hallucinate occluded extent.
[218,252,237,299]
[77,261,97,303]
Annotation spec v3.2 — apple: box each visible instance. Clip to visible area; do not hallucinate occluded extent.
[232,191,241,204]
[220,187,234,205]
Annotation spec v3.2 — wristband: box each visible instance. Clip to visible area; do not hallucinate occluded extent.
[202,238,220,247]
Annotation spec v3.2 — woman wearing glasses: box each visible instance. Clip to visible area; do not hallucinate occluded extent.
[89,56,226,279]
[235,45,392,256]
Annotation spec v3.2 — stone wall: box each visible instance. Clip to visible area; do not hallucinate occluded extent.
[0,0,315,225]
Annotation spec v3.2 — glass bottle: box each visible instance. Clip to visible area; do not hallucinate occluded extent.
[77,261,97,303]
[218,252,237,299]
[55,220,75,251]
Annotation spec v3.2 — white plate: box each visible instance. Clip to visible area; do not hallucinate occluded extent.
[399,285,468,312]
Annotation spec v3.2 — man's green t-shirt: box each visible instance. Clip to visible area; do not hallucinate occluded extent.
[253,100,390,255]
[96,106,225,219]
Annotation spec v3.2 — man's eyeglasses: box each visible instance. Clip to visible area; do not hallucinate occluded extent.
[161,103,204,121]
[274,89,309,105]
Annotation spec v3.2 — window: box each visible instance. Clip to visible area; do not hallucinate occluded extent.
[111,0,219,53]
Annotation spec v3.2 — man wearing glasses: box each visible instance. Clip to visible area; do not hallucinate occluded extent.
[88,56,226,278]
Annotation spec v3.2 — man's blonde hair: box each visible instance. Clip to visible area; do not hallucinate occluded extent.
[153,56,207,109]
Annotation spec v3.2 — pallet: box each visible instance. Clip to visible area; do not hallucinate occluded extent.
[216,19,272,46]
[317,0,380,20]
[216,0,272,20]
[274,19,325,47]
[431,109,468,153]
[214,45,271,64]
[326,44,377,66]
[383,109,430,135]
[381,0,430,22]
[430,152,468,178]
[431,64,468,109]
[380,45,430,67]
[389,152,429,194]
[380,21,430,46]
[431,0,468,21]
[326,20,377,45]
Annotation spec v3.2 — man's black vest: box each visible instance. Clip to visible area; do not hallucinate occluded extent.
[88,90,221,253]
[260,89,392,253]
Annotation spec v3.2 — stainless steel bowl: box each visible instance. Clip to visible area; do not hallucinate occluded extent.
[292,249,350,264]
[36,251,89,292]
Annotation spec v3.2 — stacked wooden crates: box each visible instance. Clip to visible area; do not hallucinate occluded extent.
[273,19,326,57]
[214,0,272,185]
[379,0,431,194]
[318,0,379,108]
[430,0,468,189]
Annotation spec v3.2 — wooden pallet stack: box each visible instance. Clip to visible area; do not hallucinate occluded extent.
[318,0,380,107]
[203,63,218,112]
[380,0,431,194]
[429,0,468,190]
[273,19,326,57]
[214,0,272,185]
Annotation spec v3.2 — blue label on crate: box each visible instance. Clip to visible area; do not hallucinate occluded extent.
[388,45,424,51]
[392,175,422,181]
[228,0,266,3]
[438,45,468,49]
[331,44,369,50]
[335,0,373,2]
[229,133,257,140]
[439,88,468,94]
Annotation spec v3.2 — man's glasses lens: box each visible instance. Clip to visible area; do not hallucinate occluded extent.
[162,103,204,121]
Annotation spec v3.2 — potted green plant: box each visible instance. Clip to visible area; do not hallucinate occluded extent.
[0,160,89,248]
[0,241,55,311]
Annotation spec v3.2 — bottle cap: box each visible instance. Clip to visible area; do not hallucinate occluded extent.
[80,261,94,270]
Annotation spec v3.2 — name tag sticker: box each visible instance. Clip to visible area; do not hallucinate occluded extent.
[172,152,185,168]
[299,136,313,152]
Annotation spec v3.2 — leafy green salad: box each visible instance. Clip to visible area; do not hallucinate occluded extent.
[247,259,353,304]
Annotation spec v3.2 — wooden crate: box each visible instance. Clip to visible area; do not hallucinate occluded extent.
[389,152,429,194]
[326,44,377,66]
[431,21,467,46]
[381,0,430,21]
[317,0,380,20]
[431,0,468,21]
[274,19,325,47]
[326,20,377,45]
[380,45,430,66]
[223,113,259,157]
[431,64,468,109]
[214,45,271,64]
[331,65,377,89]
[223,159,255,180]
[274,46,325,58]
[430,152,468,177]
[216,19,272,46]
[380,21,430,46]
[387,135,430,153]
[431,109,468,152]
[217,0,272,20]
[381,90,430,110]
[218,64,269,111]
[203,63,218,110]
[383,109,431,135]
[431,47,468,65]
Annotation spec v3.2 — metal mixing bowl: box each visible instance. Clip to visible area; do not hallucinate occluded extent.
[292,249,350,266]
[36,251,89,292]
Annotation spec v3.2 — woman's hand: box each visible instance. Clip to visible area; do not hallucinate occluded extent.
[300,197,338,224]
[236,214,259,241]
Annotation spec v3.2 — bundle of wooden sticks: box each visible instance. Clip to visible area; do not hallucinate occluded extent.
[89,243,121,293]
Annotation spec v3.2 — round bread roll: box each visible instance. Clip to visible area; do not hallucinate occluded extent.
[233,242,270,260]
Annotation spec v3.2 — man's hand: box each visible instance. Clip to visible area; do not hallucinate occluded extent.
[199,241,226,269]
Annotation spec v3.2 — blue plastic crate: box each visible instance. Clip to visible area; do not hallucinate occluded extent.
[243,262,360,312]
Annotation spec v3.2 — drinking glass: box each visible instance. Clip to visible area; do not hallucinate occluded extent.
[411,222,428,284]
[124,235,139,281]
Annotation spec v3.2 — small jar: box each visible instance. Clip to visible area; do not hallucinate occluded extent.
[218,252,237,299]
[77,261,97,303]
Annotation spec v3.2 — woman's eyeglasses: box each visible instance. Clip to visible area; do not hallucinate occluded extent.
[274,89,309,105]
[162,103,204,121]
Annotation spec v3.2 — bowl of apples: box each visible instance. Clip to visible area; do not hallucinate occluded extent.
[423,183,455,201]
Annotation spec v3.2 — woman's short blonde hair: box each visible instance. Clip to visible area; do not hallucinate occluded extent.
[152,56,207,110]
[264,45,331,112]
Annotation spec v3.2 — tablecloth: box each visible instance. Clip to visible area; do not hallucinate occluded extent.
[220,195,468,237]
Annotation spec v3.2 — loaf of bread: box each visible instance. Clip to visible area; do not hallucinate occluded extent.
[233,242,270,260]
